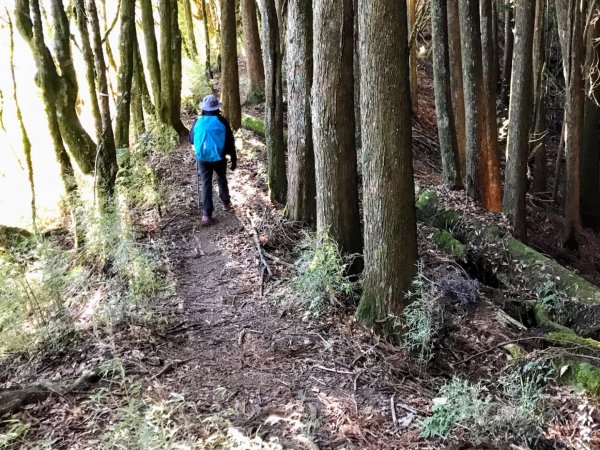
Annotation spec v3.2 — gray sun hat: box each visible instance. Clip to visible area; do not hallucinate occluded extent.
[199,94,222,112]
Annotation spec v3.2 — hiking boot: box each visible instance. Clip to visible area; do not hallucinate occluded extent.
[201,215,213,226]
[223,202,233,211]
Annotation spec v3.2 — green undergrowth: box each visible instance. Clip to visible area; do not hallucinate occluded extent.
[289,231,359,320]
[181,57,213,114]
[423,362,557,446]
[0,138,170,357]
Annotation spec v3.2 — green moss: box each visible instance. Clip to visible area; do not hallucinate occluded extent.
[416,191,439,222]
[558,361,600,397]
[547,331,600,351]
[508,237,600,305]
[242,114,289,141]
[431,228,467,262]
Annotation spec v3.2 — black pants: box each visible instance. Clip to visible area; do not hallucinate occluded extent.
[197,159,230,216]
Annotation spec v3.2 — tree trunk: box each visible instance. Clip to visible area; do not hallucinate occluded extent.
[503,0,536,241]
[556,0,586,248]
[132,37,146,139]
[201,0,213,77]
[258,0,287,204]
[459,0,501,212]
[356,0,417,329]
[241,0,265,101]
[312,0,361,256]
[491,0,500,88]
[408,0,418,115]
[159,0,174,125]
[7,13,37,230]
[479,0,503,212]
[114,0,136,148]
[532,0,547,195]
[581,14,600,230]
[134,42,156,116]
[431,0,461,188]
[49,0,99,173]
[88,0,118,210]
[140,0,162,112]
[220,0,242,129]
[171,0,187,134]
[74,0,102,141]
[286,0,315,224]
[15,0,85,245]
[447,0,466,179]
[501,1,514,103]
[182,0,199,57]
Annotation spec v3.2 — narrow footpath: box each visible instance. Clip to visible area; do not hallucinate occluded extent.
[152,130,430,449]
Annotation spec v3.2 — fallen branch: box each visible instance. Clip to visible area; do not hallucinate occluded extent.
[263,251,295,269]
[313,365,354,375]
[246,212,273,278]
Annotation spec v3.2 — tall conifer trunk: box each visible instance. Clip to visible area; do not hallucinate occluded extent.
[503,0,536,241]
[258,0,287,204]
[312,0,361,255]
[286,0,315,224]
[220,0,242,129]
[431,0,461,188]
[114,0,136,148]
[356,0,417,330]
[241,0,265,101]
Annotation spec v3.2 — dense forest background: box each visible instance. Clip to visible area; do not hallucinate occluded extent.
[1,0,600,448]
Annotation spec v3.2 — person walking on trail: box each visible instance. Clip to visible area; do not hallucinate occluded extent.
[189,94,237,225]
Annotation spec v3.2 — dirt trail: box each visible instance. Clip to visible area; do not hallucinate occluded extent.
[153,134,429,449]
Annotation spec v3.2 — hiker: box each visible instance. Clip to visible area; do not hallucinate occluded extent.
[189,94,237,225]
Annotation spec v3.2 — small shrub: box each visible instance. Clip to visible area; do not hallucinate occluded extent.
[402,264,445,362]
[535,278,568,325]
[116,146,163,209]
[139,121,179,155]
[293,232,358,319]
[422,370,551,445]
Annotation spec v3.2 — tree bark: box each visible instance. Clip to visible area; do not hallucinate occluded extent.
[258,0,287,204]
[74,0,102,141]
[182,0,199,57]
[431,0,461,188]
[447,0,466,179]
[7,13,37,230]
[581,13,600,229]
[140,0,162,112]
[501,1,514,103]
[532,0,547,195]
[114,0,136,148]
[503,0,536,241]
[459,0,501,212]
[356,0,417,329]
[480,0,503,211]
[132,35,146,139]
[408,0,418,115]
[312,0,361,256]
[220,0,242,129]
[15,0,84,245]
[556,0,586,248]
[201,0,213,77]
[171,0,187,134]
[159,0,174,125]
[241,0,265,101]
[88,0,118,210]
[134,42,156,116]
[286,0,315,224]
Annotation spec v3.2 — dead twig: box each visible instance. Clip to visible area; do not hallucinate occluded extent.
[390,395,398,426]
[238,328,263,345]
[313,365,354,375]
[263,251,295,269]
[151,357,197,380]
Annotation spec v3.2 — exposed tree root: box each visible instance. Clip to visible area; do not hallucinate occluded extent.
[0,369,104,417]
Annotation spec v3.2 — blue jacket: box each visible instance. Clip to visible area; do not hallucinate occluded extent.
[189,111,237,167]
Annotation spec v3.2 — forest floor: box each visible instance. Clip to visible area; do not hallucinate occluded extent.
[2,63,600,449]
